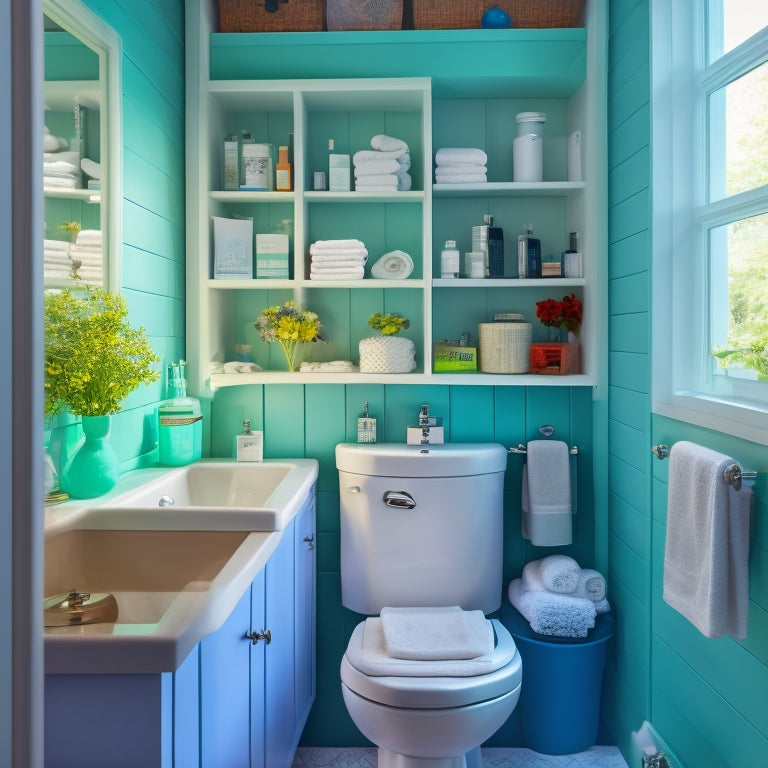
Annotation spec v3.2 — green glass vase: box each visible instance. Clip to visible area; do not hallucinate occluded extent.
[61,415,120,499]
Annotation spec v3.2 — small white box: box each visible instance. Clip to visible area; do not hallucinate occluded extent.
[329,153,350,191]
[212,216,253,279]
[406,426,444,445]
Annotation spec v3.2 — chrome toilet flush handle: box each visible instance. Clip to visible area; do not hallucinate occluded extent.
[383,490,416,509]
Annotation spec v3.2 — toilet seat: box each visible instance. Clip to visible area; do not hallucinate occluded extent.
[341,618,522,709]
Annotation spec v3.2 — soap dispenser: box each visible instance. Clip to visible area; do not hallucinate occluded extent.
[157,361,203,466]
[236,419,263,462]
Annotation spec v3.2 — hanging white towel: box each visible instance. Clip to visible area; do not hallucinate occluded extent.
[379,606,493,660]
[662,441,751,639]
[521,440,572,546]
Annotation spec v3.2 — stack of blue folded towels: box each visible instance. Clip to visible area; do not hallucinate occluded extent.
[508,555,609,638]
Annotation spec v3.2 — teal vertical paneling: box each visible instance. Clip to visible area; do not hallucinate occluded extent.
[448,386,495,442]
[305,385,346,492]
[264,385,306,457]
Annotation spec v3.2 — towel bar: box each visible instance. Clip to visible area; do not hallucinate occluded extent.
[651,443,757,490]
[509,444,579,455]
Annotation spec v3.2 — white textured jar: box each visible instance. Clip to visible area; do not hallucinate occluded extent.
[359,336,417,373]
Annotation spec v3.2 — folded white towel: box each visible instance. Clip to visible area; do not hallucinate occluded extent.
[299,360,358,372]
[435,147,488,166]
[354,159,401,176]
[354,185,400,192]
[44,160,79,175]
[371,134,409,152]
[508,578,596,638]
[44,239,70,252]
[434,165,488,176]
[353,173,398,187]
[522,440,573,546]
[223,361,263,373]
[310,238,366,252]
[663,441,751,639]
[309,269,364,281]
[575,569,607,602]
[434,174,488,184]
[310,259,367,270]
[522,556,581,594]
[370,250,414,279]
[353,148,409,164]
[44,177,78,188]
[380,606,493,660]
[44,253,72,266]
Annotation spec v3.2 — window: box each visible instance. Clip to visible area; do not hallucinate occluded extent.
[652,1,768,444]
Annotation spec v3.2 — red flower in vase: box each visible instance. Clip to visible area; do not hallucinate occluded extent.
[535,293,582,336]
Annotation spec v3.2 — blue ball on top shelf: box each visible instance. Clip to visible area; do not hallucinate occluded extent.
[481,6,512,28]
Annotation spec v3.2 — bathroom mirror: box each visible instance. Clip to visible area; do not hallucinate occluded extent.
[42,0,121,290]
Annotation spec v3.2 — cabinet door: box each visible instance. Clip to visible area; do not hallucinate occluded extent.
[294,492,316,731]
[249,568,267,768]
[199,586,254,768]
[265,517,297,768]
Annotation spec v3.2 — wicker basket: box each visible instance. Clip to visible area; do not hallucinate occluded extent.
[327,0,403,30]
[478,314,532,374]
[413,0,585,29]
[219,0,325,32]
[359,336,417,374]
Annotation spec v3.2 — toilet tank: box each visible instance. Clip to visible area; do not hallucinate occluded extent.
[336,443,507,615]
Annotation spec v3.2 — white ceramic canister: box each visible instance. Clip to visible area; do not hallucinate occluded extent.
[513,111,546,182]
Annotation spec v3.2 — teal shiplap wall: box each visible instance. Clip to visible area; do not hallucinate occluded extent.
[53,0,186,470]
[210,382,596,746]
[607,1,768,765]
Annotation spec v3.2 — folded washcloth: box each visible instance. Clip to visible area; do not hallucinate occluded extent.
[522,555,581,594]
[371,134,409,152]
[434,173,488,184]
[309,268,365,281]
[353,148,410,164]
[354,159,401,176]
[370,250,414,279]
[575,569,607,602]
[435,147,488,166]
[299,360,359,372]
[508,578,596,638]
[380,606,493,660]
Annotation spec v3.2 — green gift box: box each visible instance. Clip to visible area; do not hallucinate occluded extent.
[433,344,477,372]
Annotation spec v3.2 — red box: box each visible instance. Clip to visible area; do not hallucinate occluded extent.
[529,342,580,375]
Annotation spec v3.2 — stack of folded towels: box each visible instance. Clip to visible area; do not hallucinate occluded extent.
[43,127,81,190]
[43,238,73,281]
[353,134,411,192]
[508,555,609,638]
[309,239,368,281]
[69,229,103,286]
[434,147,488,184]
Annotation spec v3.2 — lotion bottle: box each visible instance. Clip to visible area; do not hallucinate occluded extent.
[440,239,460,278]
[236,419,263,462]
[275,145,292,191]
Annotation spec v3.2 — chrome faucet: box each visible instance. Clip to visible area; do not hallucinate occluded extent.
[418,404,431,443]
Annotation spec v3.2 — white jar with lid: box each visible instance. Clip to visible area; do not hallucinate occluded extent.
[440,240,460,278]
[513,111,546,182]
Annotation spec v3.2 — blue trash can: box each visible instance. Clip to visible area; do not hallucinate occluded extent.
[501,601,615,755]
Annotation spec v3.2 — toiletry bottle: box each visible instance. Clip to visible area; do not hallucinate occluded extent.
[223,132,240,190]
[440,239,460,278]
[563,230,583,278]
[357,402,377,443]
[275,144,292,191]
[517,221,533,278]
[526,226,542,279]
[328,138,351,191]
[471,219,489,276]
[485,215,504,277]
[236,419,264,462]
[157,361,203,467]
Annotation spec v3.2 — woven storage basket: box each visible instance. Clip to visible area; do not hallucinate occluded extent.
[359,336,417,374]
[327,0,403,30]
[414,0,585,29]
[219,0,325,32]
[478,314,531,374]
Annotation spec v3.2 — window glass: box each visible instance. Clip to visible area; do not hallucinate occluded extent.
[708,0,768,61]
[708,60,768,201]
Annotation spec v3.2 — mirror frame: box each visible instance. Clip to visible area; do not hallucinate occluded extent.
[42,0,122,291]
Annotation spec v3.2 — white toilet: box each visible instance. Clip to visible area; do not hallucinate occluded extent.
[336,442,523,768]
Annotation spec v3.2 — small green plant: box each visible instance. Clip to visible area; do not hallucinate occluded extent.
[367,312,410,336]
[44,287,160,417]
[712,335,768,382]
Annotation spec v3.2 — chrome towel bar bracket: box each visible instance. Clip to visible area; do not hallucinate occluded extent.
[652,443,757,490]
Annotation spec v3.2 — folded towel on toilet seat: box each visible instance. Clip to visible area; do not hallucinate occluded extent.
[379,606,493,660]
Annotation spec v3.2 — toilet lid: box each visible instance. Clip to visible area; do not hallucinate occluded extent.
[341,619,522,709]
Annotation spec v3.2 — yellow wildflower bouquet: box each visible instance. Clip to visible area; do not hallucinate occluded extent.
[256,300,326,372]
[44,287,160,417]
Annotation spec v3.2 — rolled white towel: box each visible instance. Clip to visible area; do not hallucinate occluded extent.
[435,147,488,166]
[354,159,401,176]
[533,555,582,594]
[508,578,596,638]
[371,134,409,152]
[575,569,607,602]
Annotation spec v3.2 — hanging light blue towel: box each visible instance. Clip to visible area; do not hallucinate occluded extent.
[521,440,572,546]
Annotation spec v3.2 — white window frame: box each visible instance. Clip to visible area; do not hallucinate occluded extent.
[651,0,768,446]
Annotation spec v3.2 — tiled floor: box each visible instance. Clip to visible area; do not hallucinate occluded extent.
[293,746,629,768]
